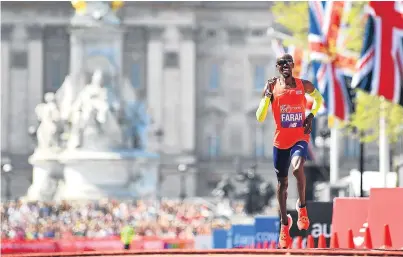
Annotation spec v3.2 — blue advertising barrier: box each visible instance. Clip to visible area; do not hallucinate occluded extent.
[213,216,279,249]
[212,229,228,249]
[231,224,255,248]
[254,216,280,245]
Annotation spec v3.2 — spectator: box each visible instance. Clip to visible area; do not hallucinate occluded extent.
[120,223,135,250]
[1,199,236,241]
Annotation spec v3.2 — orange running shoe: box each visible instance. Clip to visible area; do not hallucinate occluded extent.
[278,214,293,249]
[296,199,310,230]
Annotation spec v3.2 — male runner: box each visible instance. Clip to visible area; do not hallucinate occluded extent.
[255,54,323,248]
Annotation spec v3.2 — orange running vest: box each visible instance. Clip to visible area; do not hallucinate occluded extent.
[271,78,310,149]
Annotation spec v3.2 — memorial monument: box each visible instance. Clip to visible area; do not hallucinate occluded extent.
[27,1,159,201]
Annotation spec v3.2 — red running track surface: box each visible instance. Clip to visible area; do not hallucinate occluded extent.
[3,249,403,257]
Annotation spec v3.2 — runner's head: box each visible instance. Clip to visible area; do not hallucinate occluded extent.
[276,54,294,78]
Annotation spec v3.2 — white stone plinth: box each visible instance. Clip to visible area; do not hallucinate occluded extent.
[27,153,64,201]
[59,150,158,200]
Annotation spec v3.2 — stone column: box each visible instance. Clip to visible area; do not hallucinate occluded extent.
[1,25,13,152]
[178,27,197,196]
[162,26,181,152]
[9,25,29,154]
[179,27,196,153]
[27,26,44,136]
[146,27,164,129]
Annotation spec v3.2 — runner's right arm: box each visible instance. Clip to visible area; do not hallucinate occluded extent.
[256,78,276,122]
[256,95,271,122]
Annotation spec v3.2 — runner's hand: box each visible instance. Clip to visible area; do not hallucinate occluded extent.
[303,113,314,134]
[263,77,277,97]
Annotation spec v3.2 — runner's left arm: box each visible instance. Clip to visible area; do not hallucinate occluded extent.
[302,79,323,117]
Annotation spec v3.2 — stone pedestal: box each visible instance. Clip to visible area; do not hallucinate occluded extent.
[26,152,64,201]
[58,150,158,200]
[27,149,159,201]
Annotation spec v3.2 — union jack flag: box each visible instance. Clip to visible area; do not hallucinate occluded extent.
[352,1,403,106]
[308,1,357,121]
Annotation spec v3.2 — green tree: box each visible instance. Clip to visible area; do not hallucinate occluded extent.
[343,1,368,52]
[271,2,309,48]
[344,90,403,143]
[271,1,367,51]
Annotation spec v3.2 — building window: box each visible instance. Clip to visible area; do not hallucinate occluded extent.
[164,52,179,68]
[254,125,265,157]
[131,63,141,88]
[254,65,266,91]
[209,64,220,90]
[11,51,28,69]
[251,29,265,37]
[50,56,62,90]
[345,137,359,158]
[208,134,220,158]
[207,29,216,38]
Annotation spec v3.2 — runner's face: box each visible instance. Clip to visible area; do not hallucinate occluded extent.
[276,58,294,78]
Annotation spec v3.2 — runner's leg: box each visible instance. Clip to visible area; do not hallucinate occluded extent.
[290,141,310,230]
[290,141,308,207]
[274,145,293,248]
[273,146,291,225]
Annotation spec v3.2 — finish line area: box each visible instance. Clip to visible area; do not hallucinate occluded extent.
[5,249,403,257]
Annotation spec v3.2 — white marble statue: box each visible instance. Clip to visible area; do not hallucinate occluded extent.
[67,70,122,150]
[67,70,108,148]
[55,75,75,122]
[35,92,61,151]
[120,78,152,150]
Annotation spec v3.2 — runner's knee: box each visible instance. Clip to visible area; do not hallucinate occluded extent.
[277,177,288,191]
[291,156,305,175]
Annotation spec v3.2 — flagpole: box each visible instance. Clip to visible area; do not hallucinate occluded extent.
[359,136,365,197]
[329,116,339,184]
[379,97,390,187]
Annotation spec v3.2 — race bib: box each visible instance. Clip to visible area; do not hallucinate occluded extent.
[280,105,304,128]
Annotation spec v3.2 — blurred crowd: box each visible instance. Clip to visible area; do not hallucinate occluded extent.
[1,199,244,241]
